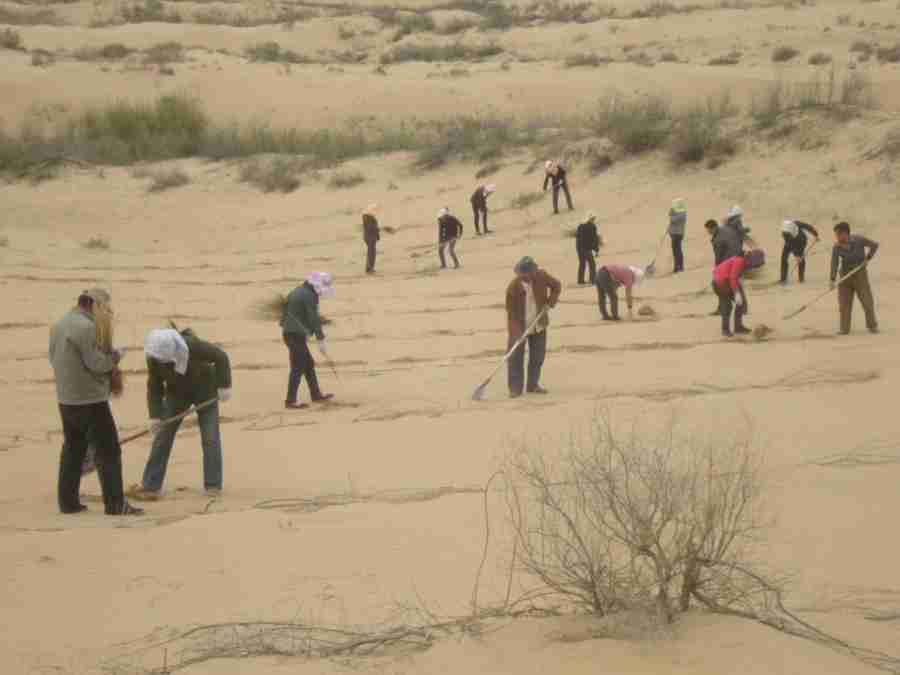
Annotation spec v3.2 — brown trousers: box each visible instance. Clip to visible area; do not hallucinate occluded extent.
[838,268,877,333]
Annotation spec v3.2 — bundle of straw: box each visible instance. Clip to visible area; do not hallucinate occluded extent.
[93,299,124,397]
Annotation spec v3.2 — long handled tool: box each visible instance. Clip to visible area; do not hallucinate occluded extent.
[644,231,670,277]
[783,262,867,320]
[120,397,219,446]
[472,308,549,402]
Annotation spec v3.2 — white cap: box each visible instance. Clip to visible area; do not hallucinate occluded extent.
[728,205,742,218]
[782,220,799,237]
[438,207,449,218]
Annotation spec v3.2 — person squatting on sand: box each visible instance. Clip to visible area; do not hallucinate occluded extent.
[575,212,600,285]
[470,184,495,235]
[668,198,687,274]
[713,253,752,337]
[831,222,879,335]
[780,220,819,284]
[128,328,232,500]
[49,288,143,516]
[506,257,561,398]
[437,207,464,270]
[595,265,645,321]
[362,204,380,275]
[542,160,574,215]
[283,272,336,408]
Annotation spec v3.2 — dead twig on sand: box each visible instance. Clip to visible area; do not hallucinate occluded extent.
[254,486,483,513]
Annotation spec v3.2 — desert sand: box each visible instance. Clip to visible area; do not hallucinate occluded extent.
[2,0,900,673]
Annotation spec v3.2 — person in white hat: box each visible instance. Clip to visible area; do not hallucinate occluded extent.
[362,204,380,274]
[437,207,464,269]
[542,160,574,215]
[575,212,600,284]
[470,183,496,235]
[780,219,819,284]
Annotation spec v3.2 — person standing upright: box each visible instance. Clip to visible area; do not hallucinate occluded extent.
[283,272,336,408]
[780,219,819,284]
[505,257,561,398]
[830,222,879,335]
[668,198,687,274]
[470,184,495,235]
[542,160,574,215]
[437,207,463,270]
[575,212,600,285]
[362,204,380,275]
[49,289,143,516]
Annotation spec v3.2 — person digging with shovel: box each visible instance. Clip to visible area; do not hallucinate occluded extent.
[713,252,752,338]
[283,272,336,409]
[506,257,561,398]
[595,264,645,321]
[780,220,819,285]
[128,327,232,501]
[437,207,464,270]
[830,222,879,335]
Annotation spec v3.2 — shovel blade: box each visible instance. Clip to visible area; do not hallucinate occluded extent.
[472,380,490,401]
[645,262,656,278]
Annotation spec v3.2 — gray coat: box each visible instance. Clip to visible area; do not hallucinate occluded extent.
[49,309,117,405]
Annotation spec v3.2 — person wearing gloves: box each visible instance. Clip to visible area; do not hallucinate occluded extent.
[362,203,380,275]
[470,184,495,235]
[668,198,687,273]
[575,212,600,285]
[130,327,232,500]
[830,222,879,335]
[713,253,751,337]
[506,257,562,398]
[542,160,574,215]
[282,272,336,409]
[780,220,819,284]
[595,264,645,321]
[437,207,464,269]
[49,288,143,516]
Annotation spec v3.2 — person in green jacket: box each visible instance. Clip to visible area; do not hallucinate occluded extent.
[283,272,336,409]
[129,327,232,499]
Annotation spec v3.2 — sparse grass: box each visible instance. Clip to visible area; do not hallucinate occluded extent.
[438,16,479,34]
[143,41,184,65]
[660,51,679,62]
[630,0,700,19]
[381,42,502,64]
[147,168,190,193]
[0,235,8,248]
[83,236,110,250]
[479,1,517,29]
[476,162,501,178]
[509,191,543,209]
[591,95,673,154]
[836,13,852,25]
[772,45,800,62]
[670,100,735,165]
[121,0,181,24]
[327,169,366,189]
[192,6,315,26]
[31,49,55,67]
[0,28,24,51]
[239,158,303,193]
[390,13,436,41]
[74,43,134,61]
[751,68,874,128]
[876,44,900,63]
[808,51,832,65]
[413,114,522,169]
[709,51,742,65]
[539,0,596,23]
[244,42,312,64]
[564,52,611,67]
[0,6,62,25]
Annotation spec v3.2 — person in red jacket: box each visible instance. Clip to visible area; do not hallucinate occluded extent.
[712,253,752,337]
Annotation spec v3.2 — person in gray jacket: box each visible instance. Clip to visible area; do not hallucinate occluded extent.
[49,289,143,516]
[668,198,687,273]
[283,273,336,408]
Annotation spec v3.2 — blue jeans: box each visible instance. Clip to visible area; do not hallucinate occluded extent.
[507,330,547,396]
[142,400,222,492]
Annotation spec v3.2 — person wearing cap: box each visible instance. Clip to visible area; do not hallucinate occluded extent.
[575,213,600,285]
[362,204,380,274]
[470,184,495,235]
[724,205,751,243]
[713,253,752,337]
[282,273,336,409]
[780,220,819,284]
[49,289,143,515]
[830,222,879,335]
[595,264,645,321]
[129,327,232,500]
[506,257,562,397]
[437,207,464,269]
[542,160,574,215]
[668,198,687,274]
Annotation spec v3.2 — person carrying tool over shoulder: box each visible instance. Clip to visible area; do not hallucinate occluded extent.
[830,222,879,335]
[282,272,336,409]
[437,207,463,270]
[595,264,645,321]
[542,160,574,215]
[506,257,561,398]
[713,253,752,338]
[668,198,687,274]
[780,220,819,284]
[128,327,232,501]
[470,184,495,235]
[575,212,600,285]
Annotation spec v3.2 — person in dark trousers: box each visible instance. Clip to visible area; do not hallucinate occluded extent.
[668,198,687,273]
[437,207,463,269]
[780,220,819,284]
[706,219,744,315]
[49,289,143,516]
[830,222,879,335]
[505,257,562,398]
[470,184,495,235]
[129,327,232,500]
[713,253,751,337]
[575,213,600,285]
[595,265,645,321]
[542,161,574,215]
[362,204,380,274]
[283,272,336,408]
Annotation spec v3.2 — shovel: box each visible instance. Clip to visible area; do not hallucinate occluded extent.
[472,308,548,401]
[783,262,867,320]
[644,231,669,277]
[120,397,219,446]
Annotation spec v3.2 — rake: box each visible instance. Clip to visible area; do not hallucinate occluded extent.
[472,308,548,402]
[783,262,867,320]
[644,230,669,277]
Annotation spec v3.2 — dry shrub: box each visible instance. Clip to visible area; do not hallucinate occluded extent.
[709,51,741,65]
[509,191,543,209]
[850,40,873,58]
[30,49,55,67]
[380,42,502,64]
[74,43,134,61]
[836,13,852,25]
[590,94,673,155]
[84,236,110,250]
[772,45,799,62]
[328,169,366,189]
[564,52,611,67]
[0,28,24,51]
[876,44,900,63]
[660,51,679,63]
[808,51,832,65]
[0,6,62,25]
[122,0,181,23]
[239,158,303,193]
[0,235,9,248]
[148,168,190,193]
[143,41,184,65]
[245,42,312,64]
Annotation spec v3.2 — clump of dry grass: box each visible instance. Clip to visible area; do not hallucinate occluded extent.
[0,235,9,248]
[564,52,611,68]
[0,28,24,51]
[772,45,800,62]
[0,6,62,26]
[328,170,366,189]
[239,158,303,193]
[509,191,543,209]
[148,168,190,193]
[808,51,832,65]
[83,236,110,250]
[709,50,742,65]
[30,49,55,67]
[876,44,900,63]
